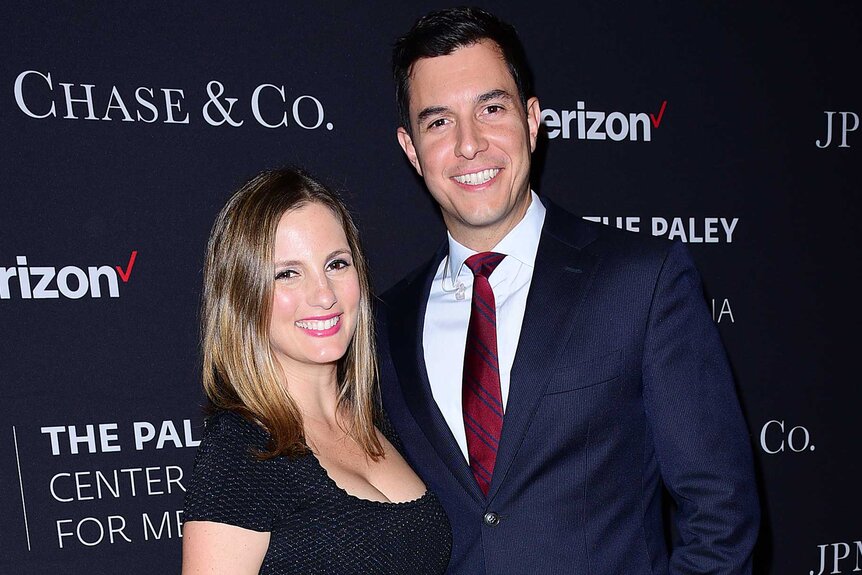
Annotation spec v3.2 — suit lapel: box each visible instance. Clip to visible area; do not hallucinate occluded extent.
[487,203,600,501]
[387,246,486,505]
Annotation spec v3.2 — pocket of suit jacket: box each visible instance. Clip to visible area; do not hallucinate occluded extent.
[544,349,622,394]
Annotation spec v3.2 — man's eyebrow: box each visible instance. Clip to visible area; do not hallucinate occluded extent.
[415,90,514,125]
[416,105,449,124]
[477,89,514,104]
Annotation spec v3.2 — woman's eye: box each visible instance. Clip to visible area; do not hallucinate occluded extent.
[275,269,298,280]
[328,259,351,271]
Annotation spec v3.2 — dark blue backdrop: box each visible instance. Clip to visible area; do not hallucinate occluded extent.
[1,2,859,573]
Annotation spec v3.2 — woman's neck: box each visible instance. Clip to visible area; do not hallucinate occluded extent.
[279,361,343,428]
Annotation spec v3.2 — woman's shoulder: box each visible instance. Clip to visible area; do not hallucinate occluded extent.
[206,409,267,438]
[184,410,308,529]
[193,409,269,459]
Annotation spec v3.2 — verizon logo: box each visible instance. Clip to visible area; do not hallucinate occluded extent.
[542,100,667,141]
[1,251,137,299]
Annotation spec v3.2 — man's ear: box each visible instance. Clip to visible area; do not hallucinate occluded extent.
[397,127,423,176]
[526,97,541,153]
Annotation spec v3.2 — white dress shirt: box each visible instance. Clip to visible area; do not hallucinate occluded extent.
[423,192,546,461]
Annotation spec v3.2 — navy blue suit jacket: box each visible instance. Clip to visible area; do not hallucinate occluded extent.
[378,200,759,575]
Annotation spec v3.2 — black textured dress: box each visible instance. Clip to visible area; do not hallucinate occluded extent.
[183,411,451,574]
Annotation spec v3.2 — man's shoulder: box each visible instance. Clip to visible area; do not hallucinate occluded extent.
[541,198,674,260]
[380,247,444,307]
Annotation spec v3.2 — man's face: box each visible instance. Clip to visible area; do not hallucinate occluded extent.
[397,40,541,251]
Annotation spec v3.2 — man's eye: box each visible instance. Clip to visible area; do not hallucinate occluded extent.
[428,118,447,129]
[485,104,503,114]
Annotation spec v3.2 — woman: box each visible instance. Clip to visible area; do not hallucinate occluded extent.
[182,168,451,574]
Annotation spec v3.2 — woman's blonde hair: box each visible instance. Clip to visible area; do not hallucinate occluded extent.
[201,168,382,459]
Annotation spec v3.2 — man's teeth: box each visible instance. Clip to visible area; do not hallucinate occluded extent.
[296,316,340,330]
[454,168,499,185]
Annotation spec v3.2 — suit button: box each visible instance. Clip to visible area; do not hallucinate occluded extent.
[483,512,500,526]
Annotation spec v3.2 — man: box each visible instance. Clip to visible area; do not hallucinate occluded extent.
[378,7,759,574]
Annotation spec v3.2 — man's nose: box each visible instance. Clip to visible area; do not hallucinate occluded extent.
[454,118,488,159]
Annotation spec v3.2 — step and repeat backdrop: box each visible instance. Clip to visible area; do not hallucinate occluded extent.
[1,2,859,574]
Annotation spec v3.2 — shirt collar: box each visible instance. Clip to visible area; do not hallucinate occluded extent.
[447,190,546,279]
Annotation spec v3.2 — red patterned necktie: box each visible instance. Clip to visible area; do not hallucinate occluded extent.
[462,252,506,496]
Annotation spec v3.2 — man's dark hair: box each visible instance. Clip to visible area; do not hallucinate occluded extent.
[393,6,534,134]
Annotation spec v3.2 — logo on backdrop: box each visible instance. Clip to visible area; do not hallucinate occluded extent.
[582,216,739,243]
[11,419,200,551]
[759,420,816,455]
[0,251,137,300]
[816,111,858,148]
[541,100,667,142]
[13,70,333,131]
[810,541,862,575]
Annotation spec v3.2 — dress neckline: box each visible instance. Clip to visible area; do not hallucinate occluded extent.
[307,451,433,507]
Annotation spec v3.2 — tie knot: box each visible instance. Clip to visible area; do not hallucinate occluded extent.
[464,252,506,279]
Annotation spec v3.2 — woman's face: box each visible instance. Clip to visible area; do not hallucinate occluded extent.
[268,202,360,377]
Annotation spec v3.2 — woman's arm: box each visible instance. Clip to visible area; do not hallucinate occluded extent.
[182,520,270,574]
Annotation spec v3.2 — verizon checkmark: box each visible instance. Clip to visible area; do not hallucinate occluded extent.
[650,100,668,128]
[116,250,138,282]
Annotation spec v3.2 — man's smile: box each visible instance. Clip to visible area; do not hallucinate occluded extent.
[452,168,500,186]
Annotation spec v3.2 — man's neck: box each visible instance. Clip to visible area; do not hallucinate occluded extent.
[445,195,532,252]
